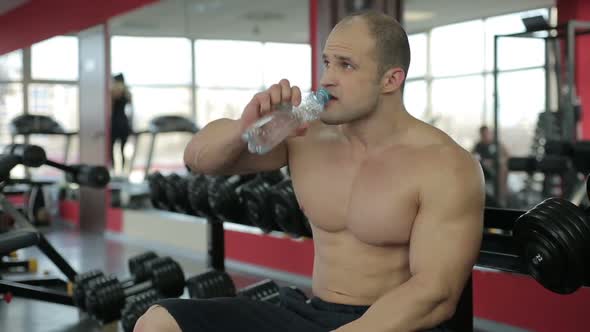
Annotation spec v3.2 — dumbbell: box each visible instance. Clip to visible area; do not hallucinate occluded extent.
[268,179,312,238]
[72,251,158,311]
[120,289,163,332]
[237,279,281,304]
[239,171,285,233]
[186,270,283,304]
[147,172,171,210]
[188,174,214,218]
[164,173,193,214]
[513,197,590,294]
[186,269,237,299]
[207,174,255,223]
[85,257,185,323]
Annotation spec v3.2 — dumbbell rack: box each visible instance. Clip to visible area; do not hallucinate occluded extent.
[207,218,225,271]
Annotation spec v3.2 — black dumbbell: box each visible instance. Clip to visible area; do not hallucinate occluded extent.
[72,270,105,310]
[147,172,173,210]
[187,174,214,218]
[187,270,283,304]
[73,251,159,311]
[186,269,237,299]
[86,257,185,323]
[268,179,312,238]
[513,197,590,294]
[207,174,255,223]
[164,173,193,214]
[237,279,281,304]
[240,172,285,233]
[120,289,163,332]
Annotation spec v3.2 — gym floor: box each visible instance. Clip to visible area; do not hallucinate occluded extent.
[0,221,530,332]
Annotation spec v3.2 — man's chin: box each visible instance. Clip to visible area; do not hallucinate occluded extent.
[319,115,344,125]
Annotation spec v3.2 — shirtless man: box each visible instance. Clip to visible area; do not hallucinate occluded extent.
[135,11,484,332]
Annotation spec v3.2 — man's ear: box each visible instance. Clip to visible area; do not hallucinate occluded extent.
[381,67,406,94]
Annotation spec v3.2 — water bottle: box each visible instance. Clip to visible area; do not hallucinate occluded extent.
[241,88,331,155]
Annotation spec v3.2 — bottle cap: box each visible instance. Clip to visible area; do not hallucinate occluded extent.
[316,88,331,106]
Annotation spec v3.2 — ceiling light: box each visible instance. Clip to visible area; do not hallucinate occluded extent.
[405,10,435,22]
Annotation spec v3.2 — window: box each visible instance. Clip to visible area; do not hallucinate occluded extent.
[0,83,24,145]
[0,50,23,81]
[111,36,194,174]
[195,89,256,128]
[111,36,192,85]
[432,75,485,149]
[485,10,547,71]
[128,87,192,130]
[28,84,79,131]
[262,42,311,90]
[407,34,427,79]
[195,40,264,89]
[404,80,427,120]
[31,36,79,81]
[27,84,79,163]
[487,69,546,156]
[431,20,485,77]
[125,86,192,173]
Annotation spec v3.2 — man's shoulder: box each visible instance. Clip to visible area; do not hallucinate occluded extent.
[410,124,482,184]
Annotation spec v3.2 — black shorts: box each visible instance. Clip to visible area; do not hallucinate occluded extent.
[156,287,452,332]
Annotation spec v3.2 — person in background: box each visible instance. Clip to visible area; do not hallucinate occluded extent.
[472,125,509,206]
[110,73,133,174]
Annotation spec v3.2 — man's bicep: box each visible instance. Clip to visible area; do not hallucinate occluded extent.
[409,157,485,296]
[225,141,289,174]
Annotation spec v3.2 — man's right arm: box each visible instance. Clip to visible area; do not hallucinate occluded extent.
[183,118,288,175]
[183,79,301,175]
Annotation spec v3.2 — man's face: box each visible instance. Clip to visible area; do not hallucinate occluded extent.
[319,18,382,125]
[482,129,493,144]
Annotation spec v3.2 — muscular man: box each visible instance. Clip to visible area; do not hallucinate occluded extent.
[135,11,484,332]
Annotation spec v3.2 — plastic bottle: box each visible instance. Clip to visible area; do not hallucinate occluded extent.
[241,88,330,154]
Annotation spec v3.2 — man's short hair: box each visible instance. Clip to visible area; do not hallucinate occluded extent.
[340,11,411,81]
[479,126,489,135]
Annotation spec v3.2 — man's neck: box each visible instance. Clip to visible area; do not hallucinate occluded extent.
[339,96,414,154]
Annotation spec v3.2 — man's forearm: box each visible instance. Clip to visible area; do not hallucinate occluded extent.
[183,119,246,174]
[336,276,454,332]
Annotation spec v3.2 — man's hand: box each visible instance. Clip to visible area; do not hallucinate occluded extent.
[239,79,308,137]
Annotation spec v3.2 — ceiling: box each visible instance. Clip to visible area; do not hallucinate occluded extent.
[109,0,555,43]
[0,0,29,15]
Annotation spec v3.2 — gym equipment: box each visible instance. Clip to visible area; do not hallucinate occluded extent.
[120,289,163,332]
[164,173,192,214]
[513,197,590,294]
[207,174,255,224]
[85,256,185,323]
[239,171,285,233]
[237,278,281,304]
[268,179,312,238]
[147,172,170,210]
[186,269,282,304]
[9,114,77,165]
[545,140,590,174]
[0,209,15,233]
[0,144,110,306]
[72,251,158,311]
[187,174,213,218]
[127,115,198,180]
[186,269,236,299]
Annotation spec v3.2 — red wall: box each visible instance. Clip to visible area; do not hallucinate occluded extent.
[0,0,158,55]
[557,0,590,138]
